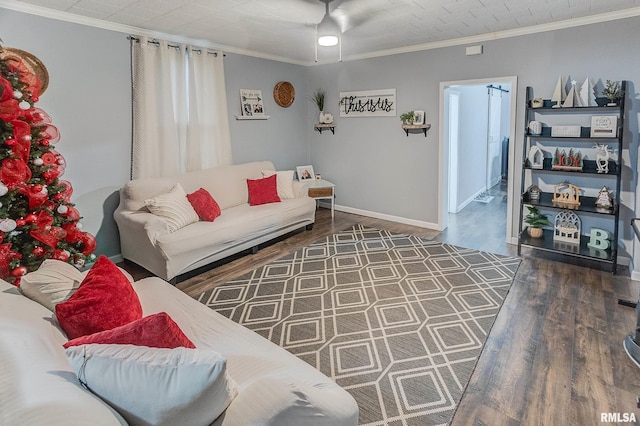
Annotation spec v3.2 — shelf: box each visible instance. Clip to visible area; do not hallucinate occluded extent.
[402,124,431,137]
[518,82,626,274]
[527,126,620,141]
[528,104,621,113]
[524,158,619,176]
[314,124,335,134]
[519,228,615,263]
[522,192,617,216]
[235,115,270,120]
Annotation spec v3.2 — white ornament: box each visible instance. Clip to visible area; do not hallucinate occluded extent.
[40,186,48,195]
[18,100,30,110]
[89,254,96,260]
[24,135,31,141]
[13,90,23,99]
[9,231,21,237]
[33,158,44,166]
[0,184,8,196]
[57,205,69,214]
[0,219,17,232]
[76,222,83,229]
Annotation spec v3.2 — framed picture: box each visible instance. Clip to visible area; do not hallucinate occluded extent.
[413,110,425,125]
[240,89,264,117]
[590,115,617,138]
[296,165,315,181]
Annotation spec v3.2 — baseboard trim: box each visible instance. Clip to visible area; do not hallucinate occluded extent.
[322,202,442,231]
[109,254,124,264]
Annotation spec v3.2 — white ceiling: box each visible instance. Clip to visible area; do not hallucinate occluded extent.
[5,0,640,64]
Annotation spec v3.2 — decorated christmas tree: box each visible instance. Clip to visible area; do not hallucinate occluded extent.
[0,47,96,286]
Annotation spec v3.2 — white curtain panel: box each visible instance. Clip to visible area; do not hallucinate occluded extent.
[132,37,231,179]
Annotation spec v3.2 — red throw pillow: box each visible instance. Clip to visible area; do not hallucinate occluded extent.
[187,188,221,222]
[63,312,195,349]
[55,255,142,339]
[247,174,281,206]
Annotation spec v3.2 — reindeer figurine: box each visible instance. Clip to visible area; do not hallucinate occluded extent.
[594,143,613,174]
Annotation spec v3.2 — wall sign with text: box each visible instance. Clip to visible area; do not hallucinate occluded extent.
[339,89,396,117]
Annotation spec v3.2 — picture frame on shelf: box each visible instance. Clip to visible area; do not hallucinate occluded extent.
[413,111,425,125]
[240,89,264,117]
[296,165,315,181]
[590,115,617,138]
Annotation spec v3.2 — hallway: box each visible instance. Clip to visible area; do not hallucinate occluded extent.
[437,180,511,255]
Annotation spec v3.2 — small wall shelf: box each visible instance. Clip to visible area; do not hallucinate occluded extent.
[402,124,431,137]
[235,115,270,120]
[314,124,335,134]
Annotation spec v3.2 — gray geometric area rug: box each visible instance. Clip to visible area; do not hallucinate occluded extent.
[195,225,521,425]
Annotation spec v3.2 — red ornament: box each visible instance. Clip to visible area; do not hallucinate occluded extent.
[25,213,37,224]
[79,232,97,256]
[42,168,59,184]
[32,184,43,193]
[53,249,70,261]
[32,96,39,103]
[40,139,49,146]
[15,219,26,227]
[32,246,44,256]
[11,266,27,277]
[42,152,57,165]
[5,138,17,146]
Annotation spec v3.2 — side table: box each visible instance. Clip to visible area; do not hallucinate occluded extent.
[306,179,335,218]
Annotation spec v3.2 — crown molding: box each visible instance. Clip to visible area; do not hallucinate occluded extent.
[2,0,639,67]
[338,6,640,64]
[0,0,308,66]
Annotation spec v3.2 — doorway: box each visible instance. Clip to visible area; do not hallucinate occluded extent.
[438,76,518,254]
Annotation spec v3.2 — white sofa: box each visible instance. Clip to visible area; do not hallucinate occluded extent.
[114,161,316,281]
[0,276,359,425]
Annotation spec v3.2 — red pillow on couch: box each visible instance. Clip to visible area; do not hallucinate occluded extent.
[247,174,281,206]
[55,255,142,339]
[63,312,195,349]
[187,188,221,222]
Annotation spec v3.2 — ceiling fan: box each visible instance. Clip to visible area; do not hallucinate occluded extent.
[316,0,341,46]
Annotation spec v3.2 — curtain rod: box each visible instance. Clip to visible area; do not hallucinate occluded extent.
[127,36,225,56]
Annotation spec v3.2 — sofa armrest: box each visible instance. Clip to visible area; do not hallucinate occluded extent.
[292,181,309,198]
[118,210,169,244]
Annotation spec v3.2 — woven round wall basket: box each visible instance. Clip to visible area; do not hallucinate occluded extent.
[273,81,295,108]
[0,47,49,94]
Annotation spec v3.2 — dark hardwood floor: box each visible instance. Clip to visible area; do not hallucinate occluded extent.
[122,196,640,424]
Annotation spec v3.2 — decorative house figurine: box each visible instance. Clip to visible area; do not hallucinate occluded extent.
[552,147,583,171]
[554,210,581,245]
[527,185,541,202]
[595,186,613,211]
[594,143,612,173]
[528,146,545,169]
[552,181,580,208]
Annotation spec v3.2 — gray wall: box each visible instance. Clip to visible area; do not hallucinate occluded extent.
[0,7,310,259]
[308,16,639,261]
[2,7,639,269]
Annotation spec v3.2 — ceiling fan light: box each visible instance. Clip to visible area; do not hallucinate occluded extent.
[318,35,339,46]
[317,13,340,46]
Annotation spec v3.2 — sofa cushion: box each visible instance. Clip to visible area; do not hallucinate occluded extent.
[145,183,199,232]
[65,344,238,426]
[247,174,281,206]
[20,259,84,311]
[63,312,195,349]
[0,279,128,425]
[56,256,142,339]
[262,169,296,199]
[187,188,221,222]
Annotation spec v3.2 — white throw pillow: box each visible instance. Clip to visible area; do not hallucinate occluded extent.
[262,170,296,199]
[65,344,238,426]
[20,259,84,311]
[144,183,199,232]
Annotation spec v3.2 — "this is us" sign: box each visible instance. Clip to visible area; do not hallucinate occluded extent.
[339,88,396,118]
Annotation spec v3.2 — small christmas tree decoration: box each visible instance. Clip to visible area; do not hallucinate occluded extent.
[595,186,613,211]
[0,47,96,286]
[551,76,566,108]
